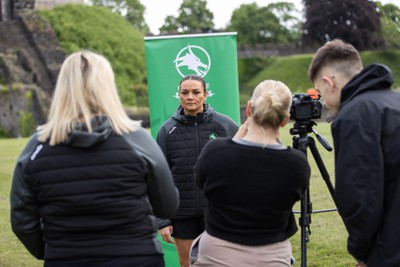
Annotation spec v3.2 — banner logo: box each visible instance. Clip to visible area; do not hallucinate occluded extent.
[174,44,211,77]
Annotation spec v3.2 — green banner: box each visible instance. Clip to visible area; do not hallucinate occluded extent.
[144,32,241,138]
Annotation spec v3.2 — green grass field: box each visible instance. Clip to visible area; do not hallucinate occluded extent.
[0,122,354,266]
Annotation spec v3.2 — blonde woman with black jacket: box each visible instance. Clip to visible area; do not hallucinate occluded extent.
[10,51,179,267]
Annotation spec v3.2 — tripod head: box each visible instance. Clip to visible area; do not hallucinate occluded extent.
[290,120,332,151]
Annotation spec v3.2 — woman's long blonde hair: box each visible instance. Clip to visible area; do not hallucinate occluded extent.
[250,80,292,129]
[37,50,140,145]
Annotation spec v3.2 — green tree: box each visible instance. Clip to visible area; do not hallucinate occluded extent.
[227,2,300,46]
[90,0,149,33]
[159,15,180,35]
[159,0,214,34]
[267,2,302,41]
[376,2,400,49]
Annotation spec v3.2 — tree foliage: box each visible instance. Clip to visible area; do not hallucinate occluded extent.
[266,2,302,33]
[90,0,149,33]
[376,2,400,49]
[302,0,384,51]
[227,2,300,46]
[159,0,214,35]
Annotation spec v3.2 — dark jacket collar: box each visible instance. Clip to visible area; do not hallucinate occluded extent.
[172,103,214,124]
[64,116,113,148]
[340,64,393,109]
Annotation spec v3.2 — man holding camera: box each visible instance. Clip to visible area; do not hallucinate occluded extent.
[308,39,400,267]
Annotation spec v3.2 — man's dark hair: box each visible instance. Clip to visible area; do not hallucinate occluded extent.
[308,39,363,82]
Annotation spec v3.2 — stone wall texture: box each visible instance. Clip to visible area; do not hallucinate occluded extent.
[35,0,83,10]
[0,2,66,136]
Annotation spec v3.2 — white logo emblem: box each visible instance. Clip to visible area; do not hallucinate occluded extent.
[174,44,211,77]
[30,144,43,160]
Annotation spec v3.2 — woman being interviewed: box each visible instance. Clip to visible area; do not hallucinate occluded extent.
[192,80,311,267]
[10,51,179,267]
[156,74,238,267]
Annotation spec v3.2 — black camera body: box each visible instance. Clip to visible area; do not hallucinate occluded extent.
[290,93,322,122]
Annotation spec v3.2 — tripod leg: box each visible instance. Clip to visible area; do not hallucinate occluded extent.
[299,187,312,267]
[291,126,335,267]
[293,135,312,267]
[307,137,335,199]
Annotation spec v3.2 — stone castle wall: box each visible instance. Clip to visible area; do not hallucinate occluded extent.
[35,0,83,10]
[1,0,84,21]
[13,0,35,10]
[1,0,13,20]
[0,0,66,136]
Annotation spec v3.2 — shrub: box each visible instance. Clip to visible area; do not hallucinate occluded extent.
[130,83,148,107]
[17,91,35,137]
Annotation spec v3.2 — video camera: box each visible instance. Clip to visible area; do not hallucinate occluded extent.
[290,93,322,122]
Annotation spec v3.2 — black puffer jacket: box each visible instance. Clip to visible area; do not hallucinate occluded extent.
[10,116,179,260]
[157,104,238,219]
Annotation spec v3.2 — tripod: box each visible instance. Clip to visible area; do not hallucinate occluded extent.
[290,120,336,267]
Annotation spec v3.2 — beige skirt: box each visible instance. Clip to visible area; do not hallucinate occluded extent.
[190,231,292,267]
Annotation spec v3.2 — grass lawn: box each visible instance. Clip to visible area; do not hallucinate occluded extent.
[0,122,354,266]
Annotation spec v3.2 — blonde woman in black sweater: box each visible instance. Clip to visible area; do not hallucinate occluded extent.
[191,80,311,267]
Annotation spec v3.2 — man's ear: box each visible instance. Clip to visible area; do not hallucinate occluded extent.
[245,100,252,117]
[322,75,336,92]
